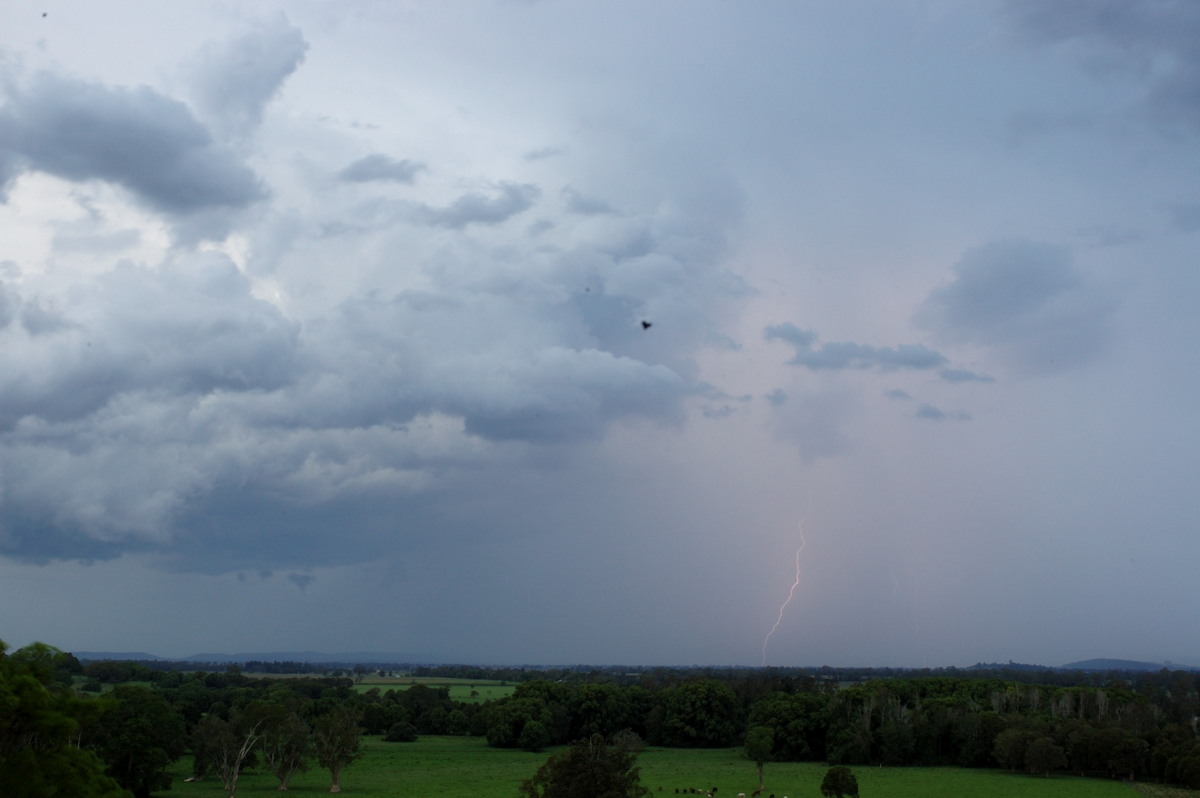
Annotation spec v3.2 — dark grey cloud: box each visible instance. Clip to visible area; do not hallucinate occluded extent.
[415,182,540,228]
[562,187,616,215]
[764,322,948,372]
[524,146,565,161]
[0,280,18,330]
[915,404,970,422]
[0,71,265,220]
[286,572,315,593]
[1163,200,1200,232]
[338,154,425,184]
[0,12,755,579]
[916,239,1117,375]
[305,288,690,444]
[0,253,300,431]
[938,367,994,384]
[1001,0,1200,132]
[0,197,729,567]
[0,280,69,336]
[184,15,309,140]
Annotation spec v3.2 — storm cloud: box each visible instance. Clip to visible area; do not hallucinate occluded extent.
[0,1,1195,670]
[1001,0,1200,132]
[0,72,264,218]
[338,154,425,184]
[764,323,948,372]
[415,182,541,228]
[916,240,1117,375]
[184,14,309,141]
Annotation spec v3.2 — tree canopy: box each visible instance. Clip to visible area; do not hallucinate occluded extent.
[820,765,859,798]
[0,640,130,798]
[519,734,650,798]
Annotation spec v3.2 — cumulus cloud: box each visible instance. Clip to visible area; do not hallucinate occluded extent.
[0,12,754,576]
[764,322,948,372]
[916,239,1117,375]
[0,186,739,568]
[414,182,540,228]
[184,14,309,141]
[0,71,265,230]
[338,154,425,184]
[0,253,299,431]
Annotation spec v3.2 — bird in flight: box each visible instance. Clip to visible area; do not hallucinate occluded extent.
[641,320,652,330]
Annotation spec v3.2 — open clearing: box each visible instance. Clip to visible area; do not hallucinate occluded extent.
[152,735,1155,798]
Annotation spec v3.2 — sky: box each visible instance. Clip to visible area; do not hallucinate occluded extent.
[1,0,1197,669]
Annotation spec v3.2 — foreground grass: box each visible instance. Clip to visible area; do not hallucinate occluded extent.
[155,736,1149,798]
[1133,787,1200,798]
[638,747,1142,798]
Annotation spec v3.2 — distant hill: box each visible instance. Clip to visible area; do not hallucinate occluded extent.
[73,651,164,661]
[183,651,429,664]
[967,661,1050,672]
[73,650,430,664]
[1060,658,1177,672]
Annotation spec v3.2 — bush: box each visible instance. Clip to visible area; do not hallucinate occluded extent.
[383,721,418,743]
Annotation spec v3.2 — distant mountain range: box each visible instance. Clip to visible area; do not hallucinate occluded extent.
[1059,658,1184,672]
[68,651,1197,670]
[72,650,431,664]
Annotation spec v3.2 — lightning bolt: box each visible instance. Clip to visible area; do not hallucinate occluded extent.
[761,512,809,667]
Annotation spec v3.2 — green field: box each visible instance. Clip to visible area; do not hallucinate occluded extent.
[353,676,515,703]
[153,735,1154,798]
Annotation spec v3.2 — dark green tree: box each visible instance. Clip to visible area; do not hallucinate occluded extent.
[84,685,187,798]
[1107,733,1149,782]
[486,697,555,748]
[819,765,859,798]
[312,705,363,793]
[520,720,552,752]
[1024,736,1066,777]
[652,680,741,747]
[744,725,773,790]
[0,640,129,798]
[820,768,859,796]
[519,734,651,798]
[383,720,419,742]
[191,710,262,797]
[258,707,311,791]
[747,691,828,761]
[992,725,1036,773]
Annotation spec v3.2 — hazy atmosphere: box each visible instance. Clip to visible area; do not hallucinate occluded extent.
[1,0,1197,668]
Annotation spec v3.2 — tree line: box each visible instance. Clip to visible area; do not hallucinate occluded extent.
[476,669,1200,787]
[6,637,1200,797]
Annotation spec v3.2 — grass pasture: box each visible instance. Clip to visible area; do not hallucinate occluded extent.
[637,746,1142,798]
[153,735,1153,798]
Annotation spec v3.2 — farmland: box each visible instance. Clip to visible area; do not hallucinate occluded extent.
[352,675,517,703]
